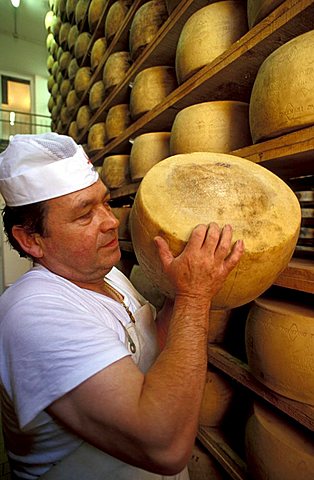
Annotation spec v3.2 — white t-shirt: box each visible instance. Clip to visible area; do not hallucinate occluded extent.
[0,265,146,479]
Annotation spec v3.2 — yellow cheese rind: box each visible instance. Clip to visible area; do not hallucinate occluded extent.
[250,30,314,142]
[87,123,107,151]
[130,132,171,181]
[101,155,130,189]
[170,101,251,155]
[245,402,314,480]
[175,1,247,84]
[199,370,234,427]
[245,296,314,404]
[130,152,301,309]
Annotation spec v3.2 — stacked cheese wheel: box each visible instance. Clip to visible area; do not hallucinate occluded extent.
[130,152,301,309]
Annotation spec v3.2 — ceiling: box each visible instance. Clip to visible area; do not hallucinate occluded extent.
[0,0,49,47]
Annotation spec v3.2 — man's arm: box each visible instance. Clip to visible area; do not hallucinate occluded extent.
[47,223,244,475]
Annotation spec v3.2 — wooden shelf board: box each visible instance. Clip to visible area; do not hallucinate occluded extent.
[232,125,314,179]
[273,257,314,293]
[89,0,314,160]
[109,182,141,199]
[197,426,247,480]
[207,345,314,431]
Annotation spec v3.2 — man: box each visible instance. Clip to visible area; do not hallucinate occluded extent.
[0,133,244,479]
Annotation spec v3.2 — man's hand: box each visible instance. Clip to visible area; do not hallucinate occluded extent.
[154,223,244,303]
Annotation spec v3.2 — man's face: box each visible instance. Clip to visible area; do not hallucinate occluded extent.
[38,179,121,285]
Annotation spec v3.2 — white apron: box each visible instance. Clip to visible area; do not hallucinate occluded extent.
[40,302,190,480]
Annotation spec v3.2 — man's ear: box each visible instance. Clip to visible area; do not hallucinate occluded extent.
[12,226,44,259]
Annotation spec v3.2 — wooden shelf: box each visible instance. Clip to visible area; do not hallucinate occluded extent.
[273,257,314,293]
[197,426,247,480]
[207,345,314,432]
[88,0,314,162]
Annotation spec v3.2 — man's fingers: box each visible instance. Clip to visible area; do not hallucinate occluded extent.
[154,235,174,269]
[224,239,245,271]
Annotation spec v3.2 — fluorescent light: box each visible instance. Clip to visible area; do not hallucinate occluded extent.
[11,0,20,7]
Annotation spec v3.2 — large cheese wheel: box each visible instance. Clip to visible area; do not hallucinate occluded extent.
[130,132,171,181]
[130,264,165,310]
[245,402,314,480]
[68,25,80,53]
[60,78,71,99]
[170,101,251,155]
[247,0,285,28]
[59,22,71,49]
[68,57,79,80]
[59,51,72,72]
[130,152,301,309]
[76,104,91,130]
[250,30,314,143]
[199,370,234,427]
[48,75,55,93]
[75,0,90,29]
[111,206,132,240]
[102,51,132,95]
[60,105,71,126]
[89,80,106,111]
[66,0,78,21]
[47,54,54,73]
[245,296,314,404]
[129,0,168,61]
[105,0,132,44]
[130,66,177,121]
[74,66,92,97]
[87,122,107,151]
[66,89,79,114]
[208,309,231,344]
[91,37,107,71]
[106,104,131,141]
[74,32,91,61]
[175,1,247,84]
[51,82,59,99]
[101,155,130,189]
[48,95,55,113]
[68,120,79,142]
[88,0,106,32]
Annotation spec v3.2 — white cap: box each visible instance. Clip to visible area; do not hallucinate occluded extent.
[0,132,99,207]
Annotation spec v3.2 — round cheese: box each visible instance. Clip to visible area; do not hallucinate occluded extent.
[102,51,132,95]
[247,0,285,28]
[105,0,132,44]
[59,22,71,49]
[130,152,301,309]
[129,0,169,61]
[88,0,106,32]
[175,1,247,84]
[87,122,107,151]
[74,32,92,61]
[60,105,71,126]
[68,58,79,81]
[68,120,79,142]
[91,37,107,71]
[170,101,251,155]
[208,309,231,344]
[245,296,314,404]
[67,24,78,53]
[130,66,177,121]
[250,30,314,143]
[106,104,131,141]
[74,66,92,97]
[130,132,171,181]
[245,402,314,480]
[111,206,131,240]
[66,0,77,21]
[89,80,106,112]
[130,264,165,310]
[76,105,91,131]
[199,370,234,426]
[60,78,71,99]
[66,89,79,114]
[75,0,90,30]
[101,155,130,189]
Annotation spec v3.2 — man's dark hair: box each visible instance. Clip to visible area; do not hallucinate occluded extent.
[2,201,49,259]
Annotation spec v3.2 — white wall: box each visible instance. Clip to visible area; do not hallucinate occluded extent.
[0,32,49,291]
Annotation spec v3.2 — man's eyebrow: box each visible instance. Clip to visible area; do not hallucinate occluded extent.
[72,191,110,211]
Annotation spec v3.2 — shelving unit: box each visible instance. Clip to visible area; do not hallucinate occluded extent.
[51,0,314,477]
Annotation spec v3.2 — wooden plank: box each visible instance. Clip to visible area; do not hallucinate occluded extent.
[89,0,314,159]
[273,257,314,293]
[232,125,314,179]
[197,427,247,480]
[207,345,314,431]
